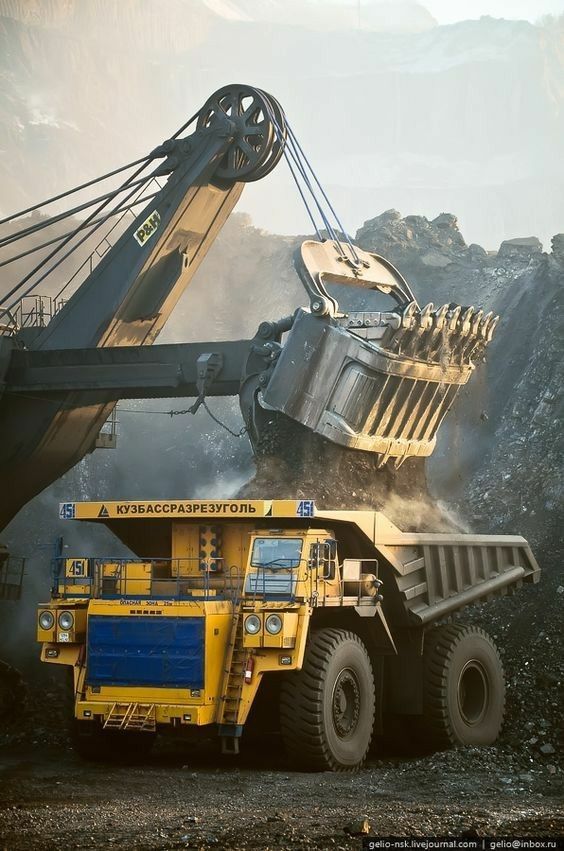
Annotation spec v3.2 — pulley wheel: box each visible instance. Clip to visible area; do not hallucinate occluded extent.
[242,89,287,182]
[197,84,278,182]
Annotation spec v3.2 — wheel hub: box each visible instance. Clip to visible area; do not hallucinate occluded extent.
[457,660,489,725]
[331,667,361,738]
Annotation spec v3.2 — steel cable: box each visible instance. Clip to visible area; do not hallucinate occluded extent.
[0,165,154,310]
[265,100,355,262]
[52,179,163,303]
[0,109,201,307]
[285,123,361,265]
[3,173,159,312]
[0,189,162,271]
[0,175,155,251]
[0,155,152,228]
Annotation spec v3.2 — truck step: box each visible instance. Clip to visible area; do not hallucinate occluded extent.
[103,702,156,732]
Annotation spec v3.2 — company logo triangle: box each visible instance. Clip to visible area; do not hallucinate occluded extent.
[98,505,109,518]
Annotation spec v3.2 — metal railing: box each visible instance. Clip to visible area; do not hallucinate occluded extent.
[52,554,382,607]
[53,556,243,602]
[245,565,300,601]
[244,556,329,603]
[13,295,66,329]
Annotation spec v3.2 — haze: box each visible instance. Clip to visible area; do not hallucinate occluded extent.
[0,0,563,249]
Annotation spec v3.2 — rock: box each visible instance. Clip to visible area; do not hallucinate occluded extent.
[539,743,555,755]
[551,233,564,263]
[421,250,451,268]
[547,765,557,775]
[344,818,371,835]
[498,236,543,260]
[469,242,488,259]
[433,213,458,229]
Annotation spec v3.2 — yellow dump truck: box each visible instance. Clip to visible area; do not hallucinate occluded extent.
[37,498,539,770]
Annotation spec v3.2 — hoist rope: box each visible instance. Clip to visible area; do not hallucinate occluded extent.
[285,123,361,265]
[0,155,151,228]
[264,97,358,264]
[0,108,201,308]
[0,188,162,271]
[0,174,154,250]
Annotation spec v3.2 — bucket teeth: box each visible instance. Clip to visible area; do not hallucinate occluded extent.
[449,307,471,362]
[402,302,417,328]
[487,314,500,341]
[434,304,449,331]
[409,303,435,358]
[420,303,434,328]
[460,306,474,336]
[386,301,417,352]
[479,311,493,338]
[470,309,483,337]
[376,299,498,370]
[447,305,461,332]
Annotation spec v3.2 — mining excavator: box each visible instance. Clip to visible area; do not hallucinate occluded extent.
[0,83,497,541]
[0,86,538,766]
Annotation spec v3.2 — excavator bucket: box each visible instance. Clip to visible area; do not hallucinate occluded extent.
[260,240,498,467]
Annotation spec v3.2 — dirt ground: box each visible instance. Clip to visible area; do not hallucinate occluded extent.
[0,734,562,851]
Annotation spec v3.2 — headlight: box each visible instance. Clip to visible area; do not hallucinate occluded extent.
[38,610,55,630]
[265,614,283,635]
[244,615,261,635]
[58,611,74,631]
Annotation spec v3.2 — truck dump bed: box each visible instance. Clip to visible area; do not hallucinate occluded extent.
[316,509,540,626]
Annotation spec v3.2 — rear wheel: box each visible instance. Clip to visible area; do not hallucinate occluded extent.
[421,624,505,750]
[280,628,375,771]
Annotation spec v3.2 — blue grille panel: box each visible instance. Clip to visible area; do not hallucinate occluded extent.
[87,616,204,688]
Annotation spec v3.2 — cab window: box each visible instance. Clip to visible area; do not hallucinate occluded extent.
[250,538,302,569]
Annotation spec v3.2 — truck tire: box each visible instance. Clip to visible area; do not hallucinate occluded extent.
[280,628,375,771]
[421,624,505,749]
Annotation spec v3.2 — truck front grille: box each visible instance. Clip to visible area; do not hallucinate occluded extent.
[86,615,204,688]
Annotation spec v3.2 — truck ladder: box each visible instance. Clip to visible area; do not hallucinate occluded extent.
[218,612,247,754]
[103,702,156,732]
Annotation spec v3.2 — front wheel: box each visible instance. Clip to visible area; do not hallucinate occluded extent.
[421,624,505,750]
[280,628,375,771]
